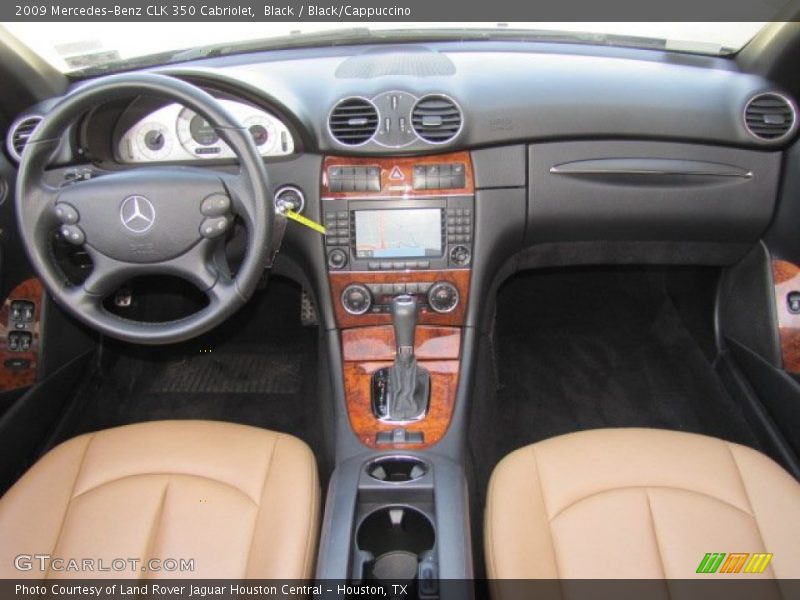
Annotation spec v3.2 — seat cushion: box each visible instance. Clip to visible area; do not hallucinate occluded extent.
[485,428,800,579]
[0,420,319,579]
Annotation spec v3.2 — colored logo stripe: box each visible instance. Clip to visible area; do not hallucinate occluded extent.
[744,553,773,574]
[696,552,773,574]
[719,553,749,573]
[697,553,726,574]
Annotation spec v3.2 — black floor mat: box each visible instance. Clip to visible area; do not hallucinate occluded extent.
[48,278,326,476]
[485,268,762,460]
[146,352,303,394]
[468,267,769,576]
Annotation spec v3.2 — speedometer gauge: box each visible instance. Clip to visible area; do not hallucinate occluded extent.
[177,108,224,158]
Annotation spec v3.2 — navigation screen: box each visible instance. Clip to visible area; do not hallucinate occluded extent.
[354,209,443,259]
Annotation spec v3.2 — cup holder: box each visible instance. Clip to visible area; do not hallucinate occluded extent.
[356,506,435,581]
[367,456,428,483]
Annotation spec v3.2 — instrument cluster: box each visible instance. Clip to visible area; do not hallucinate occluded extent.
[116,99,295,163]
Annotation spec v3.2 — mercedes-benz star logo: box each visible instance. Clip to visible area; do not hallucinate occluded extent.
[119,195,156,234]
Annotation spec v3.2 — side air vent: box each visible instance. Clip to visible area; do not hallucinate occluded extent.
[411,94,463,144]
[744,93,796,142]
[7,115,43,162]
[328,97,379,146]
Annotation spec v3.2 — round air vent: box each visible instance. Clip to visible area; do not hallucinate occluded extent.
[411,94,463,144]
[328,97,379,146]
[744,93,796,142]
[6,115,43,162]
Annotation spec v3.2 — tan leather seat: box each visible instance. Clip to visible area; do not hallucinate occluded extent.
[0,420,319,579]
[485,428,800,579]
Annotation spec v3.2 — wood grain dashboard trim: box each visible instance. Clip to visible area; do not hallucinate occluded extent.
[321,151,474,198]
[772,259,800,373]
[341,325,461,449]
[0,278,43,392]
[344,360,459,450]
[342,325,461,362]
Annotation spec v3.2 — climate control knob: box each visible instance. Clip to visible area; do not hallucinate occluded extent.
[341,284,372,315]
[427,281,460,314]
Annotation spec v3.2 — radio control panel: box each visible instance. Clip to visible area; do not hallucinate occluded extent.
[322,151,474,328]
[322,196,473,272]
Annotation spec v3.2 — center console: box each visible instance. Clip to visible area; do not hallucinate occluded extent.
[322,152,473,449]
[317,152,476,593]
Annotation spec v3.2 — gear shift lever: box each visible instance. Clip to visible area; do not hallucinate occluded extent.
[370,295,431,421]
[392,294,418,362]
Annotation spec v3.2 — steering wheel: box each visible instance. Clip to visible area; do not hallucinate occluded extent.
[16,73,274,344]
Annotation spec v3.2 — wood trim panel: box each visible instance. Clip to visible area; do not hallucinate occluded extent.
[342,325,461,449]
[0,278,43,392]
[330,269,470,328]
[321,151,474,198]
[772,260,800,373]
[342,326,460,362]
[344,360,458,449]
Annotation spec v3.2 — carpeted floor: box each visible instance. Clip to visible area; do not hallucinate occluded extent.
[468,267,769,576]
[48,277,325,472]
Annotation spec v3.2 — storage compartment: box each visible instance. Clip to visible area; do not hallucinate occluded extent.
[367,456,429,482]
[527,141,781,245]
[356,506,436,582]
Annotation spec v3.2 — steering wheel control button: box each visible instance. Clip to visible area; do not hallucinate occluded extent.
[200,193,231,217]
[54,203,79,224]
[342,283,372,315]
[328,248,348,270]
[200,216,232,239]
[274,186,305,214]
[427,281,460,314]
[60,224,85,245]
[119,195,156,234]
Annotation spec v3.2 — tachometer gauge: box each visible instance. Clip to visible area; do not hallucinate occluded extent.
[177,107,225,158]
[132,122,173,161]
[244,114,277,153]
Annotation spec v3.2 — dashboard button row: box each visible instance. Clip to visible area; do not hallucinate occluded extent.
[367,261,430,271]
[413,163,467,190]
[367,282,434,296]
[328,166,381,192]
[324,210,350,245]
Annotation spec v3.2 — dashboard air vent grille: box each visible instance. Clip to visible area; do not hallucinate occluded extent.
[7,116,43,162]
[744,93,796,141]
[328,97,378,146]
[411,95,462,144]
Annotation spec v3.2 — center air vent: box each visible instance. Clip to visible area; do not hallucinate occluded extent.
[744,93,796,142]
[7,115,43,162]
[328,97,379,146]
[411,94,462,144]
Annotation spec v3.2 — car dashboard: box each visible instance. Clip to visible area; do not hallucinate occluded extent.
[2,37,800,585]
